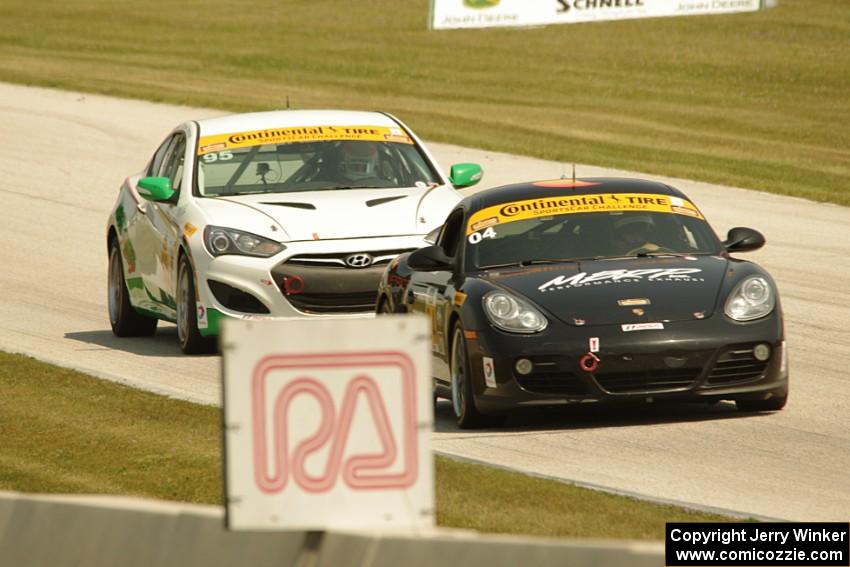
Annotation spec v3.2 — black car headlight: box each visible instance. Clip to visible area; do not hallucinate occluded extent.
[483,290,548,333]
[204,226,285,258]
[724,276,775,321]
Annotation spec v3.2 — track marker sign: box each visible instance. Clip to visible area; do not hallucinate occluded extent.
[222,316,433,531]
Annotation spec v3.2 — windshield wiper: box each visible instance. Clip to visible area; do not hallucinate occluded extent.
[478,258,577,270]
[321,185,387,190]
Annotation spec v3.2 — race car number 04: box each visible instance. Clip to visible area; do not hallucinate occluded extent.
[468,226,497,244]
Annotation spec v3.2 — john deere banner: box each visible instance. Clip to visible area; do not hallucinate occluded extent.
[430,0,776,30]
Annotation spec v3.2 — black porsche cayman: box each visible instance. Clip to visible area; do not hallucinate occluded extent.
[376,178,788,428]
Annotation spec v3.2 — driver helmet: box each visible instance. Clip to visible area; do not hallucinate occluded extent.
[338,142,378,181]
[613,214,655,244]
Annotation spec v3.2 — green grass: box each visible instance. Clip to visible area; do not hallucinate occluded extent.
[0,351,728,539]
[0,1,848,204]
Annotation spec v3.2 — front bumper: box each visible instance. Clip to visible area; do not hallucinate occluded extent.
[194,235,424,335]
[465,314,788,414]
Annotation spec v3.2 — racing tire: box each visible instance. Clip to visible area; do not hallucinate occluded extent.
[735,394,788,412]
[108,239,157,337]
[176,256,217,355]
[450,322,499,429]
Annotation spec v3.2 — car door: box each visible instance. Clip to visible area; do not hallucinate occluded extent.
[129,132,187,320]
[408,208,466,382]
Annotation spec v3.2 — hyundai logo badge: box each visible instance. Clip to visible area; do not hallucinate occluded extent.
[345,253,373,268]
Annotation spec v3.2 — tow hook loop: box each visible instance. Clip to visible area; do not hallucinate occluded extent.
[579,352,600,372]
[283,275,305,295]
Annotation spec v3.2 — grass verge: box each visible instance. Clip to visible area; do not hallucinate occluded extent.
[0,351,728,539]
[0,1,848,205]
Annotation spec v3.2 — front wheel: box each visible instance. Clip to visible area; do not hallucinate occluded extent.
[450,323,492,429]
[108,239,157,337]
[176,256,216,355]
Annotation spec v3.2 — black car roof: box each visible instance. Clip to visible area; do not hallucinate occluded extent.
[463,177,691,211]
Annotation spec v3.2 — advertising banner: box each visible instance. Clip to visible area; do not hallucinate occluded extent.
[430,0,776,30]
[222,316,433,531]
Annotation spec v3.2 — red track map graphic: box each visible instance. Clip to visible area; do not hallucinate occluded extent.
[251,352,418,494]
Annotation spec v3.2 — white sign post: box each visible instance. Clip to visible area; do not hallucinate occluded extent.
[221,316,433,532]
[430,0,777,30]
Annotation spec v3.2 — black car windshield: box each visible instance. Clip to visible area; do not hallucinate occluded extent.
[465,196,722,269]
[196,139,439,196]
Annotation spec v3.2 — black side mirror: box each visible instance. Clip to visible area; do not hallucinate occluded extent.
[408,245,452,272]
[723,227,765,253]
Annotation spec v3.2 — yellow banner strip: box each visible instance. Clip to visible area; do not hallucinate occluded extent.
[467,193,704,234]
[197,125,413,155]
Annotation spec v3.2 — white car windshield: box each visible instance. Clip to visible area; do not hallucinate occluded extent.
[196,140,439,196]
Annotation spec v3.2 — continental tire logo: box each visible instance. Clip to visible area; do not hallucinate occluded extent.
[465,0,500,7]
[557,0,646,12]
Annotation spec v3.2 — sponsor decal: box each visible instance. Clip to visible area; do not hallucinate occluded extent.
[589,337,600,353]
[539,268,704,292]
[197,305,208,329]
[466,192,703,235]
[632,308,645,316]
[622,322,664,332]
[618,298,650,306]
[197,125,413,155]
[482,356,497,388]
[557,0,646,13]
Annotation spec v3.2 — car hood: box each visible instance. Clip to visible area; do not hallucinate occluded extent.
[195,185,457,242]
[483,255,729,326]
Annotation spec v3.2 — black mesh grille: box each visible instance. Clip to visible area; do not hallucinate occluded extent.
[594,368,700,393]
[707,347,769,384]
[515,356,590,396]
[207,280,270,314]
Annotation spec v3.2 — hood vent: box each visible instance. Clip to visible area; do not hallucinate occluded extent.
[366,195,406,207]
[260,201,316,210]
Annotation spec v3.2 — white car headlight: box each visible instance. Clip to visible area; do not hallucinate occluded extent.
[724,276,775,321]
[203,226,285,258]
[483,290,548,333]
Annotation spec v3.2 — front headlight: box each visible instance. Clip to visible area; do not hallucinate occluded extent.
[483,290,548,333]
[203,226,285,258]
[724,276,775,321]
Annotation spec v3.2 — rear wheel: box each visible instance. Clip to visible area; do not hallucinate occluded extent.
[736,394,787,412]
[450,323,493,429]
[176,256,216,355]
[108,239,157,337]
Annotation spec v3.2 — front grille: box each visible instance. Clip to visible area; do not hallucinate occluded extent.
[594,368,700,394]
[707,347,769,385]
[285,248,414,269]
[515,356,590,396]
[285,291,378,314]
[207,280,269,314]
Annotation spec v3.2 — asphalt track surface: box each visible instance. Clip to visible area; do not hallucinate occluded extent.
[1,83,848,521]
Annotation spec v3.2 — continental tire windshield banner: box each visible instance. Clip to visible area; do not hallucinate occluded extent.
[430,0,776,30]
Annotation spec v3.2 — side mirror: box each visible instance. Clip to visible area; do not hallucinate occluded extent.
[137,177,175,202]
[448,163,483,189]
[723,227,765,253]
[424,225,442,245]
[408,245,452,272]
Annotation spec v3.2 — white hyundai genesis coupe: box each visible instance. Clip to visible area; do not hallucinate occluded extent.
[106,110,482,353]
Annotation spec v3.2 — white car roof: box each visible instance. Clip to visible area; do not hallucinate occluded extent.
[196,110,401,137]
